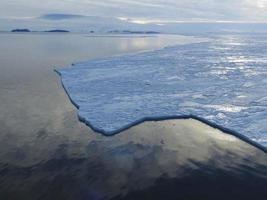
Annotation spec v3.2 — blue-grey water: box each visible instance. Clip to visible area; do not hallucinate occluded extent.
[0,32,266,200]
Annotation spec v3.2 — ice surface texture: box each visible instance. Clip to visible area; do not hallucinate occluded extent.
[57,33,267,148]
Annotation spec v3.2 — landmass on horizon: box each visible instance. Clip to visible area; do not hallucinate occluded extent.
[1,13,266,34]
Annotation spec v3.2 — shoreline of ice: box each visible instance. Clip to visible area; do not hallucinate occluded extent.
[56,33,267,152]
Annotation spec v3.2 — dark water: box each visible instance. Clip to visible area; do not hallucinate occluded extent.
[0,33,266,200]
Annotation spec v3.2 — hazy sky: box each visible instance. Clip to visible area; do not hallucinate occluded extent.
[0,0,266,23]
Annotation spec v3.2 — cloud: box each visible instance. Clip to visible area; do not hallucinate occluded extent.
[40,14,86,20]
[0,0,266,22]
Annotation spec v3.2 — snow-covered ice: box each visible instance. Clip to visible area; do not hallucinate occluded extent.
[56,33,267,148]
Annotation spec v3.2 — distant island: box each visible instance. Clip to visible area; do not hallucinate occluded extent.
[10,29,70,33]
[108,30,160,34]
[10,29,159,34]
[44,29,70,33]
[11,29,31,32]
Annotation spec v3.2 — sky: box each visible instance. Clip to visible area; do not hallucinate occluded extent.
[0,0,266,23]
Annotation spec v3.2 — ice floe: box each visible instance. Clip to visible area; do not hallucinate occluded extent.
[56,33,267,148]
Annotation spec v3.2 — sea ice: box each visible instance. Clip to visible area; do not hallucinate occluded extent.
[56,33,267,148]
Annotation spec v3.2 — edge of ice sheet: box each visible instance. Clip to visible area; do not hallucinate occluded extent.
[55,37,267,153]
[54,72,267,153]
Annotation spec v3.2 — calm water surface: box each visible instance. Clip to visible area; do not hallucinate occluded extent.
[0,33,266,200]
